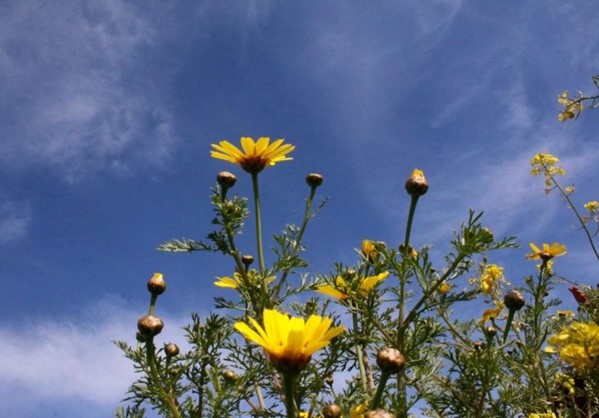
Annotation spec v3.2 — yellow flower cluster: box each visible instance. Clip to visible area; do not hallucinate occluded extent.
[470,264,506,297]
[545,321,599,373]
[584,200,599,213]
[528,412,557,418]
[530,153,565,190]
[557,90,583,121]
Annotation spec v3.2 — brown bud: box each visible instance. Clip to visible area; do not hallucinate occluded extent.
[504,290,525,311]
[137,315,164,338]
[306,173,324,188]
[164,343,180,357]
[147,273,166,295]
[217,171,237,190]
[323,404,342,418]
[222,369,239,383]
[376,347,406,374]
[365,409,396,418]
[473,341,486,351]
[325,375,334,385]
[405,169,428,197]
[486,326,497,338]
[241,255,254,267]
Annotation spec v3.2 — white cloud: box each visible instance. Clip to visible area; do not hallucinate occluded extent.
[0,297,189,418]
[0,200,31,244]
[0,1,175,181]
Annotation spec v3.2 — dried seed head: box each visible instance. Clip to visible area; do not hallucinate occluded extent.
[504,290,526,311]
[405,168,429,197]
[323,404,342,418]
[164,343,180,358]
[147,272,167,295]
[217,171,237,190]
[376,347,406,374]
[365,409,396,418]
[137,315,164,338]
[306,173,324,188]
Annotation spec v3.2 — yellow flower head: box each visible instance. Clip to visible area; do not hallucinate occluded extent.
[526,242,567,261]
[584,200,599,213]
[316,272,390,301]
[361,239,379,261]
[530,153,566,191]
[234,309,344,374]
[211,136,295,174]
[350,403,369,418]
[545,321,599,373]
[481,306,503,324]
[477,264,505,296]
[438,283,452,295]
[214,271,275,289]
[557,91,583,122]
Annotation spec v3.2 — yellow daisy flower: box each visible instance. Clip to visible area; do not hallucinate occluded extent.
[526,242,567,261]
[234,309,344,373]
[210,136,295,174]
[214,271,275,289]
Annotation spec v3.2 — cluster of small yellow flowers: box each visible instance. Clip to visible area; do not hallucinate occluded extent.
[528,411,557,418]
[557,91,584,121]
[526,242,567,262]
[530,153,566,190]
[316,272,390,301]
[438,283,452,295]
[470,264,507,297]
[545,321,599,373]
[350,403,369,418]
[583,201,599,224]
[555,372,576,396]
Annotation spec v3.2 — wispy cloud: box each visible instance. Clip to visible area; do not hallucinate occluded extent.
[0,1,175,182]
[0,297,189,417]
[0,200,31,244]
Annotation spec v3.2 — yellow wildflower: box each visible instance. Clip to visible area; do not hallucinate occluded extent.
[234,309,344,373]
[545,321,599,373]
[555,372,576,396]
[481,306,503,324]
[528,412,557,418]
[438,283,452,294]
[530,153,566,190]
[210,136,295,174]
[526,242,567,261]
[584,200,599,213]
[552,310,575,320]
[214,271,275,289]
[316,272,390,301]
[350,403,369,418]
[479,264,504,295]
[557,91,583,122]
[361,239,379,261]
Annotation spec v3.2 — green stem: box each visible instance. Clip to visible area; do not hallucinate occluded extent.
[352,307,368,392]
[251,172,266,275]
[502,309,516,344]
[371,371,391,410]
[282,372,298,418]
[146,339,182,418]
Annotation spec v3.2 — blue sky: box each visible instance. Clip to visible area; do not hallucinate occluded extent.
[1,1,599,417]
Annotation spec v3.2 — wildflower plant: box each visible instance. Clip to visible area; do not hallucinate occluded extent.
[116,138,599,417]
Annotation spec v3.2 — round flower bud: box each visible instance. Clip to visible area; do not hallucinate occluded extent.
[473,341,486,351]
[222,369,239,383]
[365,409,396,418]
[241,255,254,267]
[164,343,180,358]
[147,273,167,295]
[137,315,164,338]
[325,375,334,386]
[323,404,342,418]
[376,347,406,374]
[504,290,525,311]
[405,169,429,197]
[486,326,497,338]
[480,227,494,244]
[306,173,324,188]
[217,171,237,190]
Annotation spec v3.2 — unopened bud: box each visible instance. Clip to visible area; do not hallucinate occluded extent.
[323,404,342,418]
[241,255,254,267]
[325,375,334,385]
[405,169,428,197]
[480,227,494,244]
[376,347,406,374]
[222,369,239,383]
[147,273,167,295]
[306,173,324,188]
[365,409,396,418]
[486,326,497,337]
[473,341,486,351]
[504,290,525,311]
[217,171,237,190]
[164,343,180,357]
[137,315,164,338]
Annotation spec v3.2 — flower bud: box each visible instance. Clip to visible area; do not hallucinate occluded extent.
[323,404,342,418]
[137,315,164,338]
[486,326,497,338]
[306,173,324,188]
[480,227,494,244]
[241,255,254,267]
[376,347,406,374]
[405,168,428,197]
[325,375,334,385]
[164,343,180,358]
[147,272,167,295]
[504,290,525,311]
[365,409,396,418]
[222,369,240,383]
[217,171,237,190]
[473,341,486,351]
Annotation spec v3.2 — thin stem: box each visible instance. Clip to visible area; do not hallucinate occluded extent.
[251,172,266,275]
[145,339,182,418]
[371,371,391,410]
[351,306,368,392]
